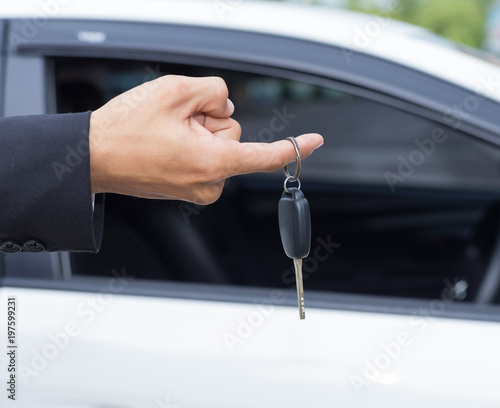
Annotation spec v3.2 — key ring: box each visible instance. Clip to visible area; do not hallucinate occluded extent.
[284,176,301,193]
[283,137,302,193]
[283,137,301,181]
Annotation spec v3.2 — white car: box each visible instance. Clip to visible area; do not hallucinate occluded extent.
[2,1,500,407]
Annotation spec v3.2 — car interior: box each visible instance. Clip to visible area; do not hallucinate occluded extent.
[51,56,500,303]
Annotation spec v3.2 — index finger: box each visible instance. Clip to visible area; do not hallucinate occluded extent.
[223,133,324,177]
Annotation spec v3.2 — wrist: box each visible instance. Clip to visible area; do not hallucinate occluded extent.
[89,109,109,194]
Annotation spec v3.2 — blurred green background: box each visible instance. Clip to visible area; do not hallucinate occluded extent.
[272,0,500,51]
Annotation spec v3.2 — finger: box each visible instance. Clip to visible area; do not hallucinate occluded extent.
[189,115,241,141]
[191,112,207,127]
[191,115,239,134]
[206,118,241,141]
[224,133,324,176]
[190,180,226,205]
[213,123,241,141]
[170,76,234,118]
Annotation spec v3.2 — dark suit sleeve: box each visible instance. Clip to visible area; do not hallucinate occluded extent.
[0,112,104,253]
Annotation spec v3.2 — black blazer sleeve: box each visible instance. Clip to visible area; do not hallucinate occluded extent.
[0,112,104,253]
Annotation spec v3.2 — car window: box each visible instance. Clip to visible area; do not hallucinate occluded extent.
[52,56,500,303]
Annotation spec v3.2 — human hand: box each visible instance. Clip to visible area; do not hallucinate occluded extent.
[89,75,323,205]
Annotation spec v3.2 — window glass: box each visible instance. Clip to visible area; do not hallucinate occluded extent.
[54,57,500,303]
[55,57,500,191]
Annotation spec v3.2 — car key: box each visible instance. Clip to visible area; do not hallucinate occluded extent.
[279,187,311,319]
[279,137,311,319]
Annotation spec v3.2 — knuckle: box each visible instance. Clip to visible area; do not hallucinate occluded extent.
[265,151,283,173]
[230,119,242,139]
[163,75,190,94]
[225,143,247,174]
[210,76,229,99]
[174,81,191,95]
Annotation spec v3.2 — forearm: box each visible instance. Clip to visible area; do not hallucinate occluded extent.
[0,112,104,253]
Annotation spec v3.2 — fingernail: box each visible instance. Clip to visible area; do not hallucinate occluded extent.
[315,134,324,148]
[227,98,235,115]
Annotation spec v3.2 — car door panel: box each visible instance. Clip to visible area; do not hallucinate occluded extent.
[1,286,500,407]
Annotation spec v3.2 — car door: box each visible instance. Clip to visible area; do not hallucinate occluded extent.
[2,18,500,408]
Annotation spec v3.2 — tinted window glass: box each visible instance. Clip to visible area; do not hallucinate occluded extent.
[53,57,500,303]
[55,57,500,192]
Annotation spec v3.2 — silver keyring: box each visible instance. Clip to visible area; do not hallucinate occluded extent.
[283,137,301,181]
[284,176,301,193]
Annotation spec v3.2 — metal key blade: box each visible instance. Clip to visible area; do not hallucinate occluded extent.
[293,258,305,319]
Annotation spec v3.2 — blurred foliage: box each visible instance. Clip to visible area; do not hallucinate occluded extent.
[347,0,494,48]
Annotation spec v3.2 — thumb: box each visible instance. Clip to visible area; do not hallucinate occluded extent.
[225,133,324,176]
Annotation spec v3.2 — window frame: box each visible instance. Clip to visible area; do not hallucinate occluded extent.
[0,20,7,277]
[0,19,6,117]
[7,18,500,146]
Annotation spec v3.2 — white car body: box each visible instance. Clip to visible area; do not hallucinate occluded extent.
[1,1,500,407]
[1,287,500,407]
[2,0,500,102]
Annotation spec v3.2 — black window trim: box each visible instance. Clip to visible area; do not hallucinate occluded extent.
[0,19,7,277]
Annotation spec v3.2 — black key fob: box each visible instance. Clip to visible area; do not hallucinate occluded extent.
[278,187,311,260]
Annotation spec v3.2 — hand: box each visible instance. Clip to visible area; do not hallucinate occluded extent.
[89,75,324,205]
